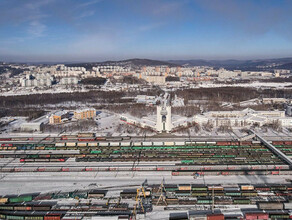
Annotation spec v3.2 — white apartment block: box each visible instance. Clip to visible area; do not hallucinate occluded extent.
[20,73,53,87]
[93,66,130,73]
[59,77,78,85]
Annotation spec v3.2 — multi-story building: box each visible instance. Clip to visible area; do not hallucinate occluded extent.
[49,111,68,124]
[93,66,130,73]
[274,69,290,74]
[194,108,292,128]
[49,115,62,124]
[59,77,78,85]
[20,73,53,87]
[141,75,166,85]
[74,109,96,120]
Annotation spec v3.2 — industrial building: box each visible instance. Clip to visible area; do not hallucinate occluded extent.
[136,95,156,105]
[194,108,292,128]
[20,122,44,132]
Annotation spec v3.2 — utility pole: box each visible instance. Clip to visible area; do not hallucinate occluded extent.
[212,185,214,214]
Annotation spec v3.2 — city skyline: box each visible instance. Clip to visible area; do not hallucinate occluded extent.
[1,0,292,62]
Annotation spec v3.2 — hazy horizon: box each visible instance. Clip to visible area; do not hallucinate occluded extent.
[2,55,292,64]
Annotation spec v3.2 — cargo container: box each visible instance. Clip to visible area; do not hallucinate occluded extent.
[241,185,254,191]
[99,142,108,147]
[0,197,8,203]
[189,216,207,220]
[192,185,208,191]
[208,186,223,191]
[284,202,292,209]
[120,142,131,146]
[233,198,250,204]
[88,190,107,198]
[207,214,224,220]
[44,214,61,220]
[87,142,98,147]
[244,213,269,220]
[178,185,191,191]
[9,195,33,203]
[66,143,76,147]
[6,215,25,220]
[78,133,95,138]
[258,202,284,210]
[25,216,44,220]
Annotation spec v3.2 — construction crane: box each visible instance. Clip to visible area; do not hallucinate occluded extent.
[133,180,148,220]
[106,197,121,206]
[156,178,167,206]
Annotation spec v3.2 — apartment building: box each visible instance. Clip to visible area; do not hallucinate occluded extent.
[49,115,62,124]
[74,109,96,120]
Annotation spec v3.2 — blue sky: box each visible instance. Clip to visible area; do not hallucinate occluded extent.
[0,0,292,62]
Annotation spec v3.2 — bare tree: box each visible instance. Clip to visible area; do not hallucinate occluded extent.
[203,120,214,132]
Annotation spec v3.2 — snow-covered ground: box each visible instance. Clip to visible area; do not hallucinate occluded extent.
[0,171,290,195]
[0,86,89,97]
[95,112,120,135]
[197,81,292,89]
[0,117,27,132]
[172,95,185,107]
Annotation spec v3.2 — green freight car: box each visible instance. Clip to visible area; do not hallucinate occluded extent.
[9,195,33,203]
[6,215,25,219]
[25,217,44,220]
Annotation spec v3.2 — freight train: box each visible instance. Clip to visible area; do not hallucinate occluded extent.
[1,183,292,219]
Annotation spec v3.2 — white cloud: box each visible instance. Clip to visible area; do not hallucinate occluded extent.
[78,10,96,19]
[28,21,46,37]
[138,22,165,32]
[78,0,103,8]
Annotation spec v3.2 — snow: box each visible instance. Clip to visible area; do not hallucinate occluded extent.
[0,171,290,195]
[96,112,120,135]
[172,95,185,107]
[0,86,89,97]
[196,81,292,89]
[0,117,27,132]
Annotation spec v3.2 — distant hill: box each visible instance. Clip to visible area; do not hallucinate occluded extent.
[67,58,179,70]
[5,57,292,71]
[275,62,292,70]
[168,57,292,71]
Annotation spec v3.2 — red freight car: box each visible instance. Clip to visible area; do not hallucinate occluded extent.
[245,213,268,220]
[44,214,61,220]
[207,214,224,220]
[0,138,11,141]
[272,141,284,145]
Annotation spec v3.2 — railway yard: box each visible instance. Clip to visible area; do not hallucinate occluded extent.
[1,133,292,219]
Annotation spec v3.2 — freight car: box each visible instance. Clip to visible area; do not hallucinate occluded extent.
[0,138,12,141]
[5,193,39,204]
[77,133,95,138]
[258,202,284,210]
[88,190,107,199]
[20,158,67,163]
